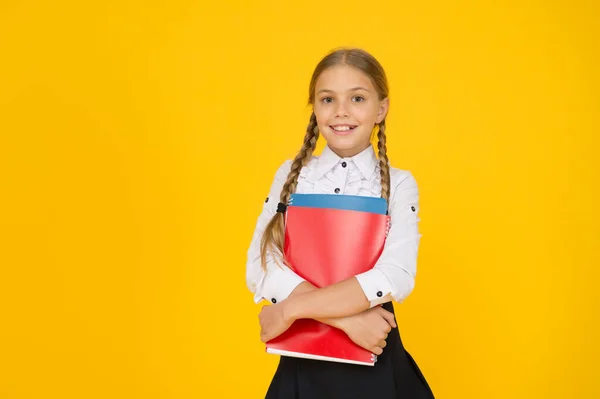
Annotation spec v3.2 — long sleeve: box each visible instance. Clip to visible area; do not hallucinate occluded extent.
[354,171,422,307]
[245,160,306,304]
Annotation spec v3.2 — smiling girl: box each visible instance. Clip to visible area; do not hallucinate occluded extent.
[245,48,435,399]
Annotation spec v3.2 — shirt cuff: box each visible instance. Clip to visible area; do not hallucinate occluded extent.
[253,263,306,304]
[355,268,394,308]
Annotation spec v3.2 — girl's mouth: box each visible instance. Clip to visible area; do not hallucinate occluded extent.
[330,125,357,135]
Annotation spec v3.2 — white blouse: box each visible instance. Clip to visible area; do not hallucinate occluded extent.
[245,144,422,308]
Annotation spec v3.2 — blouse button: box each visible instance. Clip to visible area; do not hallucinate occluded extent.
[411,206,416,212]
[376,291,383,297]
[334,188,340,194]
[341,161,347,168]
[265,197,269,203]
[271,298,277,304]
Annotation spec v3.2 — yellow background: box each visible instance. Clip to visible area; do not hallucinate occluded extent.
[1,1,599,398]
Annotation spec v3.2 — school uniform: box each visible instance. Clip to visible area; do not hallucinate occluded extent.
[246,144,435,399]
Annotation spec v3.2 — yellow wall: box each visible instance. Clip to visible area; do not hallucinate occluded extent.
[1,1,598,398]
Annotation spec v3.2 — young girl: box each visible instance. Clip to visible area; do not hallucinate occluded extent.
[245,48,435,399]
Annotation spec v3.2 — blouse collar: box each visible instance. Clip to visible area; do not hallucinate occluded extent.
[312,144,379,181]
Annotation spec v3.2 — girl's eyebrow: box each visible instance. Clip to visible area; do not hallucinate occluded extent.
[317,86,371,94]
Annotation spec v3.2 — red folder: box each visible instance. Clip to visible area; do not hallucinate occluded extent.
[265,202,390,366]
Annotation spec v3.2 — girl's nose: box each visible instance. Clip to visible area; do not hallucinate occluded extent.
[335,101,349,118]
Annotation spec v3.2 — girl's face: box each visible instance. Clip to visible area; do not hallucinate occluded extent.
[313,65,389,158]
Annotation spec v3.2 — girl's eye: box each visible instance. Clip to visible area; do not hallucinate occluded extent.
[321,97,333,104]
[352,96,365,102]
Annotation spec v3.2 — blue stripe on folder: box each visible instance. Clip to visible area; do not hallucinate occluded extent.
[289,193,388,215]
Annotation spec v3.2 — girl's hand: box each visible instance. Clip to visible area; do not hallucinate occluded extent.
[258,302,294,343]
[337,306,397,355]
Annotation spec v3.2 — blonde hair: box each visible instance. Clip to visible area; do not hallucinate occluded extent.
[260,48,391,271]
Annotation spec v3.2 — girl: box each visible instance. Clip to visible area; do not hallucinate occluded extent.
[245,48,435,399]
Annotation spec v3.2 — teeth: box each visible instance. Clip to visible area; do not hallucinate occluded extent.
[332,126,354,131]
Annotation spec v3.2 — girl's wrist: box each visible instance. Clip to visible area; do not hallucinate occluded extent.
[330,315,349,331]
[283,294,303,323]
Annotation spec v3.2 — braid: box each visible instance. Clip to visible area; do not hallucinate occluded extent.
[260,112,319,270]
[377,119,391,208]
[280,112,319,204]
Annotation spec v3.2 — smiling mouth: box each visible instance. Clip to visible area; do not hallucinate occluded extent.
[330,125,357,132]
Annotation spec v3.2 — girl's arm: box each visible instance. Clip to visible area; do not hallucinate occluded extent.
[285,279,392,321]
[286,280,352,329]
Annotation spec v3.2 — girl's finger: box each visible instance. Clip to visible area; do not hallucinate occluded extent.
[380,310,397,328]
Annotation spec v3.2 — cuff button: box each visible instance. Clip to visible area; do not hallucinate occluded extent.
[411,206,416,212]
[376,291,383,297]
[265,197,269,203]
[271,298,277,303]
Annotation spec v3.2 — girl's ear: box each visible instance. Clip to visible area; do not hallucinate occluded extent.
[376,97,390,124]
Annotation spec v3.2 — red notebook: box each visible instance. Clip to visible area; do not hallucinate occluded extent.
[265,195,390,366]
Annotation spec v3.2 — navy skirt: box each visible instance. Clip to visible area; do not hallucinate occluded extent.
[265,302,435,399]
